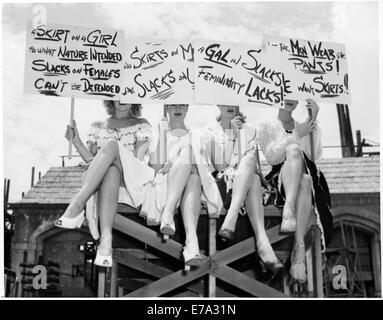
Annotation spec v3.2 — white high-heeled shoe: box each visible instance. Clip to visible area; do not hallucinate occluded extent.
[280,201,297,233]
[183,247,204,267]
[94,235,113,268]
[55,212,85,229]
[290,241,307,284]
[160,220,175,236]
[94,248,113,268]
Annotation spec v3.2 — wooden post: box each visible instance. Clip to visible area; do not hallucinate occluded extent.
[161,105,168,165]
[308,107,324,297]
[312,226,324,297]
[371,234,381,297]
[68,97,75,159]
[5,179,10,204]
[30,166,35,187]
[356,130,362,156]
[306,248,314,296]
[110,262,118,297]
[97,267,106,297]
[208,218,216,297]
[235,106,242,166]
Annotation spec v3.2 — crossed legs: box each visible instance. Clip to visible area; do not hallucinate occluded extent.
[62,140,123,219]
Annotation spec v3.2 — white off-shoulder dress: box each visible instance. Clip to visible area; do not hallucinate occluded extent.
[85,120,156,238]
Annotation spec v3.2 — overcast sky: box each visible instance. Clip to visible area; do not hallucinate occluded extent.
[2,1,380,201]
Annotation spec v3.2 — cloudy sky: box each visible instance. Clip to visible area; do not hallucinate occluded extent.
[2,1,380,201]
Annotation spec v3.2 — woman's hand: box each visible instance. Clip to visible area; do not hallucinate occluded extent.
[230,116,242,138]
[65,120,81,146]
[158,161,172,175]
[294,118,316,138]
[305,99,319,121]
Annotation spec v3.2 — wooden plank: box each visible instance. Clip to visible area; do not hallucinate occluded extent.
[213,266,287,297]
[208,218,216,297]
[114,214,182,259]
[125,258,213,297]
[114,248,161,260]
[114,250,234,297]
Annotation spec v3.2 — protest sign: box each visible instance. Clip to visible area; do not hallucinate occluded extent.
[120,39,194,104]
[24,21,124,100]
[264,35,350,103]
[194,39,290,108]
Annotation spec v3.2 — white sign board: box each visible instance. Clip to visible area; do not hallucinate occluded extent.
[120,39,194,104]
[194,39,289,108]
[264,35,350,103]
[24,22,124,100]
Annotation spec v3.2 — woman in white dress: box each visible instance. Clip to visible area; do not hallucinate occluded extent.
[257,99,333,283]
[144,104,222,266]
[203,105,283,272]
[56,101,153,267]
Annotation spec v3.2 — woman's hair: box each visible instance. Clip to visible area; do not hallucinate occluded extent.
[103,101,142,118]
[216,111,247,123]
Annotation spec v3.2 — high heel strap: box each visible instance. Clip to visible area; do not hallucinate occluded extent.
[55,212,84,229]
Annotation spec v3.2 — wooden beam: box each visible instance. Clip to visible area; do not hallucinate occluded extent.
[113,214,293,298]
[114,250,234,297]
[213,266,287,297]
[114,248,161,260]
[208,218,217,297]
[114,214,182,260]
[125,259,213,297]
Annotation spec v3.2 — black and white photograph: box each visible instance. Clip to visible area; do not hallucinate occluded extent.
[1,0,381,301]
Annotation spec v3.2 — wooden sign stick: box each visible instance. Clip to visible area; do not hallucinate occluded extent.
[308,108,315,163]
[235,106,242,166]
[163,105,168,165]
[68,96,75,159]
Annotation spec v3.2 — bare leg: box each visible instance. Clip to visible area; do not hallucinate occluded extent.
[64,140,123,218]
[180,170,202,255]
[295,174,313,245]
[161,146,193,226]
[280,144,304,208]
[221,153,256,231]
[98,166,120,240]
[290,174,313,283]
[245,175,279,263]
